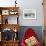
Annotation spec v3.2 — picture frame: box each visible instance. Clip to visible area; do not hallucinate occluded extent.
[2,10,9,15]
[23,9,36,19]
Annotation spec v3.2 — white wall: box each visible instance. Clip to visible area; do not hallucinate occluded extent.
[0,0,44,26]
[17,0,44,26]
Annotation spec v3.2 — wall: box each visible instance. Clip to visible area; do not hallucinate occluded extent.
[0,0,44,26]
[0,0,15,7]
[17,0,44,26]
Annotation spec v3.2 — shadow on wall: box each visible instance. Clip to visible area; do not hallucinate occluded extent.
[18,26,43,44]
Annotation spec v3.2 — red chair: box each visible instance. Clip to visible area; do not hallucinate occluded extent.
[21,28,41,46]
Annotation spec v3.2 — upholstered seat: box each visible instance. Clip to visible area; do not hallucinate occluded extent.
[21,28,41,46]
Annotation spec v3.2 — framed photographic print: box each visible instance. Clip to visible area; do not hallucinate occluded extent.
[23,9,36,19]
[2,10,9,15]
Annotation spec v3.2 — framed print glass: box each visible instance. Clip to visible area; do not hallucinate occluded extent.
[23,9,36,19]
[2,10,9,15]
